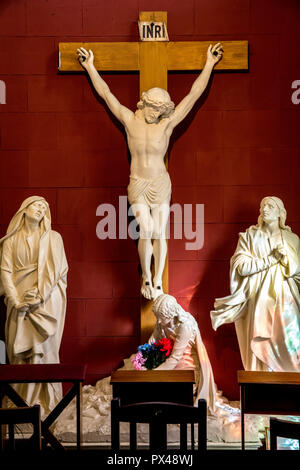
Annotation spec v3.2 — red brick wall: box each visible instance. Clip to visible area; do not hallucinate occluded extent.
[0,0,299,399]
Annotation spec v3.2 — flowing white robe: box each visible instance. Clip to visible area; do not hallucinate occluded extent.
[211,226,300,372]
[1,227,68,416]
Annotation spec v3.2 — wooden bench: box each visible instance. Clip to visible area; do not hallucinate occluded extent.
[238,371,300,450]
[0,364,87,450]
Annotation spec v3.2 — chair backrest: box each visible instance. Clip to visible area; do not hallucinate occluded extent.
[111,398,207,452]
[270,417,300,450]
[0,405,41,451]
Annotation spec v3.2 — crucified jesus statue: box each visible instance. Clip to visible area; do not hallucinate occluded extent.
[77,43,223,300]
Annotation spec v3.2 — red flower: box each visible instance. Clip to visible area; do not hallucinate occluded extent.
[154,338,174,357]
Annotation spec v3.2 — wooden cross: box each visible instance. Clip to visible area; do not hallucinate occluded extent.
[59,11,248,342]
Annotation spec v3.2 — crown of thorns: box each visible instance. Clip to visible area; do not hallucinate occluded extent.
[137,91,175,117]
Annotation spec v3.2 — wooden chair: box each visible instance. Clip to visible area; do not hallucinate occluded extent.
[0,405,41,451]
[111,398,207,452]
[270,417,300,450]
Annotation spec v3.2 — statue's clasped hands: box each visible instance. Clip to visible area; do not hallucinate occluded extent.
[15,301,30,314]
[272,245,287,265]
[15,301,41,315]
[15,290,43,315]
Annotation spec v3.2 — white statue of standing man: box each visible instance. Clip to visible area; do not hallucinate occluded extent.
[211,197,300,373]
[77,43,223,299]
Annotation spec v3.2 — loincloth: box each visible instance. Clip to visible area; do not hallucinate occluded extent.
[127,172,171,208]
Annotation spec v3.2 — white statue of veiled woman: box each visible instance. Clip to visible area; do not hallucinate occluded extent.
[211,196,300,372]
[0,196,68,416]
[150,294,217,413]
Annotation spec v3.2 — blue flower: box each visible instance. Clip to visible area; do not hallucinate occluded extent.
[138,343,155,353]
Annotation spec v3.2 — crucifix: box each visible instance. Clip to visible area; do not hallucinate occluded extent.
[59,11,248,342]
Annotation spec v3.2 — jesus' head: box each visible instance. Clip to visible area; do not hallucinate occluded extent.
[137,87,175,123]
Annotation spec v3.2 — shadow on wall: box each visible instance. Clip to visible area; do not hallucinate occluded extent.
[168,70,213,157]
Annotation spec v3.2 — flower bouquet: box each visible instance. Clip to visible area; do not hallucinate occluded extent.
[131,338,174,370]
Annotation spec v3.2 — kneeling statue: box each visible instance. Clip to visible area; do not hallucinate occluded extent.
[151,294,217,412]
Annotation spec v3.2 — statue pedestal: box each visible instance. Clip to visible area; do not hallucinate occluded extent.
[110,370,195,406]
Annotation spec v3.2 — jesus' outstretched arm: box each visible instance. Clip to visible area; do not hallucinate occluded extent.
[168,43,223,130]
[77,47,133,126]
